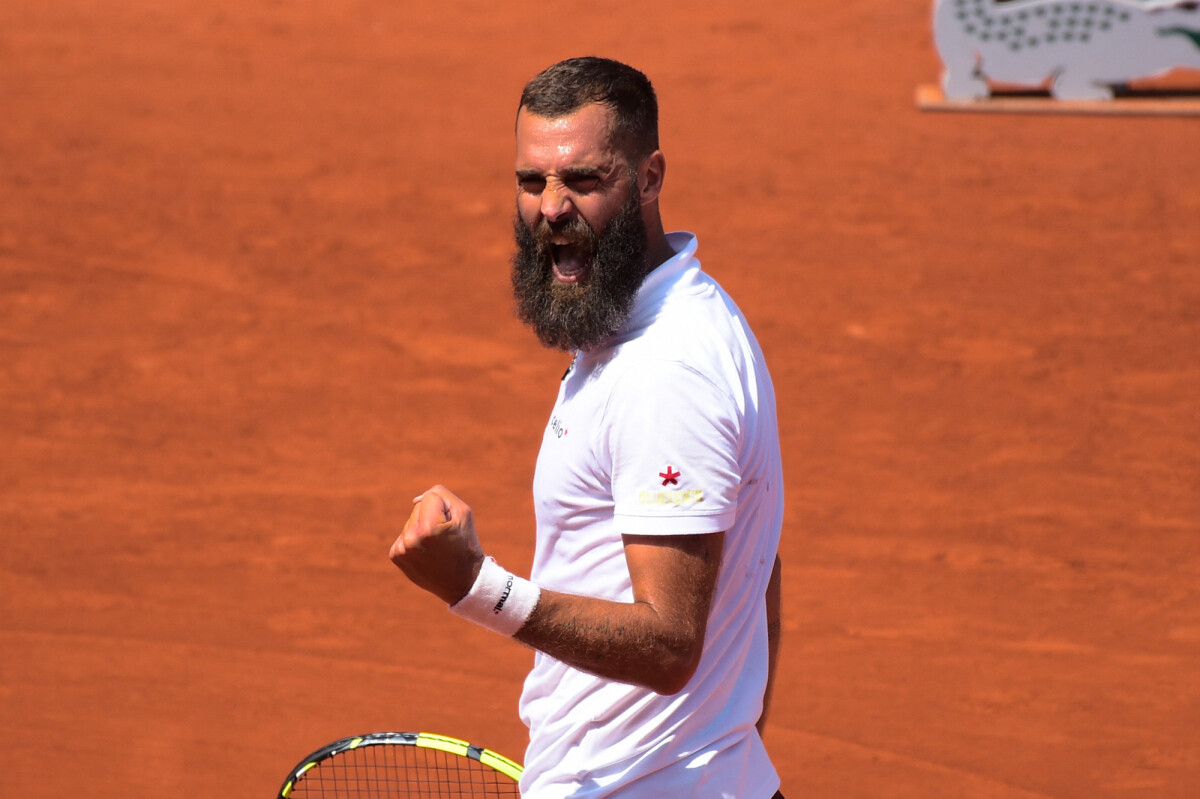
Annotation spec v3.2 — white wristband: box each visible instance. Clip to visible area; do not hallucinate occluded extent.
[449,557,540,636]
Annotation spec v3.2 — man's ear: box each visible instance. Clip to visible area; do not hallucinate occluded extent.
[638,150,666,206]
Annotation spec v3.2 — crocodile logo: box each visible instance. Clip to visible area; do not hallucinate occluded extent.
[934,0,1200,99]
[1160,22,1200,45]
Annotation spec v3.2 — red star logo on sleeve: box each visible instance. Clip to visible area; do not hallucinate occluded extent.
[659,466,681,486]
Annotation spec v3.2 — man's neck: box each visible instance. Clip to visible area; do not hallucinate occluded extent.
[644,221,675,274]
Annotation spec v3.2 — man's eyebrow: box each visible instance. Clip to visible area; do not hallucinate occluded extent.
[558,166,603,180]
[515,166,605,180]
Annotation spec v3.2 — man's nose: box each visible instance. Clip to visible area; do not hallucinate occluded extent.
[540,183,574,223]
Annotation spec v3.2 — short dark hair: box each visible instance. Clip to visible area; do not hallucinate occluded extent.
[519,56,659,160]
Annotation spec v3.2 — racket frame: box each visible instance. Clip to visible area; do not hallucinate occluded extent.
[278,730,523,798]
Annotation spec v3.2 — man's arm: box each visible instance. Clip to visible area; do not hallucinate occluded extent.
[515,532,723,695]
[757,554,782,737]
[389,486,723,696]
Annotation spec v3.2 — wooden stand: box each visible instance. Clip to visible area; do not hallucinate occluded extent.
[917,83,1200,116]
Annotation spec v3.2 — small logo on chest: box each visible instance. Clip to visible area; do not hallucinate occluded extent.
[550,415,568,439]
[659,466,681,486]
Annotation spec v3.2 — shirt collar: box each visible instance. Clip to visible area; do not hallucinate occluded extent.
[576,232,701,356]
[621,231,700,333]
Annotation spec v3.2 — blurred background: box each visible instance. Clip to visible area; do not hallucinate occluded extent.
[1,1,1197,796]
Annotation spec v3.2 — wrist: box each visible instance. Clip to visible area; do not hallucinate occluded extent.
[449,557,540,636]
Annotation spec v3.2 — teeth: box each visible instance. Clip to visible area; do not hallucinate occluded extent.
[554,244,587,278]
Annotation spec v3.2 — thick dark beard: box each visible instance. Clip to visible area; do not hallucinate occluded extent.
[510,187,650,352]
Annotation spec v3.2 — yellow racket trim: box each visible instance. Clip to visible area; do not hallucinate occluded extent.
[416,732,523,782]
[280,761,319,798]
[478,748,524,782]
[416,732,471,757]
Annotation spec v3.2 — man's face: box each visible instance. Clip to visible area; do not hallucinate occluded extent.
[511,103,650,351]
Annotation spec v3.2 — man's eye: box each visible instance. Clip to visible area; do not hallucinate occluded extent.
[518,177,546,193]
[565,177,600,193]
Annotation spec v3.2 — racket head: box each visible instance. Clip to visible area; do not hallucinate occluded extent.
[278,731,523,798]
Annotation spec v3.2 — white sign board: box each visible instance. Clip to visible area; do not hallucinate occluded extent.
[934,0,1200,99]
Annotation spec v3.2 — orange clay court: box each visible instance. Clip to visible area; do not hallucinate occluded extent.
[1,2,1197,797]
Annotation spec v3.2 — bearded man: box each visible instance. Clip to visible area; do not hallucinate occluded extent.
[390,56,785,799]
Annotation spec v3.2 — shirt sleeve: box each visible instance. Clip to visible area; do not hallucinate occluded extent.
[603,358,741,536]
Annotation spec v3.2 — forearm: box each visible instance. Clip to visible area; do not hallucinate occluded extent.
[757,555,782,737]
[515,588,703,695]
[512,532,723,696]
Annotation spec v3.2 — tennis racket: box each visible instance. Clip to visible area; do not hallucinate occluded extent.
[278,731,523,798]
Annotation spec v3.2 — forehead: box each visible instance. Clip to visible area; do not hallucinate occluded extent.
[515,103,622,173]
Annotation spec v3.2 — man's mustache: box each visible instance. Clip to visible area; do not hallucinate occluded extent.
[534,217,596,248]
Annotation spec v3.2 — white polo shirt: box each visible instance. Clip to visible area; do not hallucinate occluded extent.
[519,232,784,798]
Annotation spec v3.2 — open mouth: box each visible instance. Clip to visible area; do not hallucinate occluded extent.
[551,242,590,283]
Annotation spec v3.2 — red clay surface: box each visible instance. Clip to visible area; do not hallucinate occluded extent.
[2,2,1198,797]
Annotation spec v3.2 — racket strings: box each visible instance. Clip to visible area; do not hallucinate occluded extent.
[290,744,520,798]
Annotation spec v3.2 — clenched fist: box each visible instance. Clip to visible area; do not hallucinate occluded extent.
[389,485,486,605]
